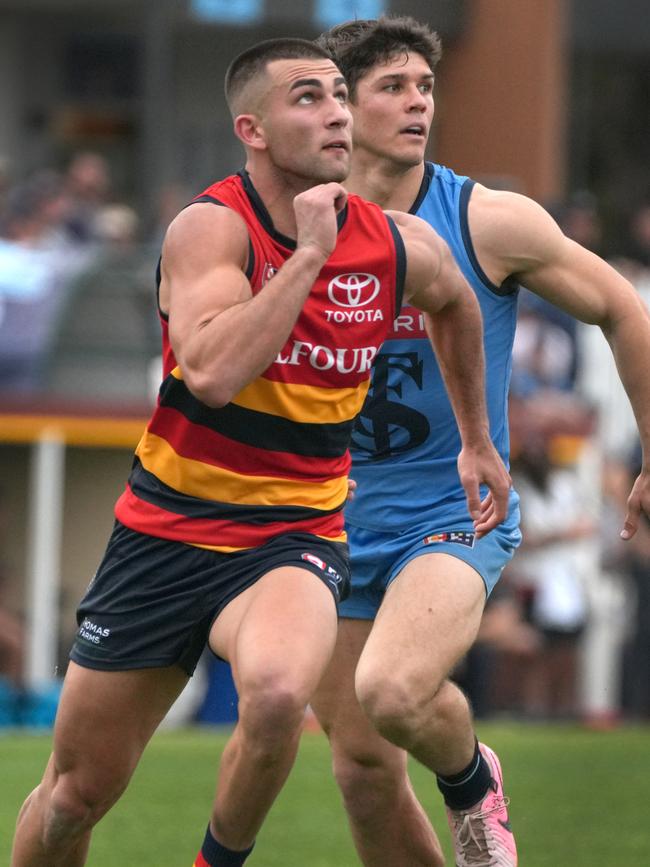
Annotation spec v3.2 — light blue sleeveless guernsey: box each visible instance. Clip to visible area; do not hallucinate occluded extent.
[346,162,520,533]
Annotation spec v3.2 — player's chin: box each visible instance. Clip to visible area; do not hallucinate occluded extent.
[317,150,350,181]
[393,142,426,166]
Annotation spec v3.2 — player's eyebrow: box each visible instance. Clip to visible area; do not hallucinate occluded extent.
[289,78,323,91]
[376,72,435,83]
[289,76,347,91]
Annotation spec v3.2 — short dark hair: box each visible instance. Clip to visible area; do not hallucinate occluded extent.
[225,37,333,115]
[317,16,442,100]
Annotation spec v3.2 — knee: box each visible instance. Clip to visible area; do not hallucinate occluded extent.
[355,666,434,750]
[43,772,126,847]
[333,748,404,821]
[238,677,307,750]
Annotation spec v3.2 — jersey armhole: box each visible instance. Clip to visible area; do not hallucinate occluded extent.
[384,214,407,317]
[459,179,519,297]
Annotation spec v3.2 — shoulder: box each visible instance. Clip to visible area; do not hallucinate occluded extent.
[385,209,440,243]
[386,210,446,262]
[163,200,250,266]
[469,184,562,245]
[467,184,568,278]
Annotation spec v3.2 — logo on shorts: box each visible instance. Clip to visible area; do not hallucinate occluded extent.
[423,531,475,548]
[302,552,326,571]
[78,618,111,646]
[301,552,344,594]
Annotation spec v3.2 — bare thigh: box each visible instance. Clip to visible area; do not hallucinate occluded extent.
[358,553,486,695]
[209,565,338,701]
[50,661,189,812]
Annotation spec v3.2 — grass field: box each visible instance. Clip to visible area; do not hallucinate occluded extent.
[2,721,649,866]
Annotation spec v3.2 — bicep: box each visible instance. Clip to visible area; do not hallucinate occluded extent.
[475,191,629,325]
[161,205,252,349]
[518,237,629,326]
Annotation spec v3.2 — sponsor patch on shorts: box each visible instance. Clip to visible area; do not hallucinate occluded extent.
[301,551,344,592]
[423,531,475,548]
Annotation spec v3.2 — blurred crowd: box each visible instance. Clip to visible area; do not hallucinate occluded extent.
[1,152,650,727]
[0,151,187,397]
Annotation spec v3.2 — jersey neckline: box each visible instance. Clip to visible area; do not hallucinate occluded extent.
[238,169,349,251]
[408,162,435,214]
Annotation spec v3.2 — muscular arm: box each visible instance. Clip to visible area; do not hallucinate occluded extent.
[389,210,511,533]
[159,185,344,407]
[469,186,650,537]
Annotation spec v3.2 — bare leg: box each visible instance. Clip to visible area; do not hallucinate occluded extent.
[311,618,445,867]
[207,566,338,850]
[11,662,188,867]
[355,554,485,777]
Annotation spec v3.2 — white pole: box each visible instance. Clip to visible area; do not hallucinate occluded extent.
[25,430,66,690]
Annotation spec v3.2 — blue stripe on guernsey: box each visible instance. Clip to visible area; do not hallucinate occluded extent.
[347,162,521,532]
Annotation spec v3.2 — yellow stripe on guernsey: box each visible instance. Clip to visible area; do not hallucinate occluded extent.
[137,432,348,509]
[170,367,369,424]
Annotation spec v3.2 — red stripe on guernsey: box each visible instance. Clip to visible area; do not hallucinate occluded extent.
[148,405,349,480]
[116,485,345,548]
[193,854,210,867]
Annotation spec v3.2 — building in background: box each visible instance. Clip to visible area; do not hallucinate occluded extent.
[0,0,646,233]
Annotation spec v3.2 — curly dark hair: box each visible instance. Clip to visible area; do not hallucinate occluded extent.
[316,16,442,100]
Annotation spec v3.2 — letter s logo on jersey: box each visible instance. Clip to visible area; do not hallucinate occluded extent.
[328,273,380,308]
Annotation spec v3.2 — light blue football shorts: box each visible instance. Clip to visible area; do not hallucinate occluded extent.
[340,509,522,621]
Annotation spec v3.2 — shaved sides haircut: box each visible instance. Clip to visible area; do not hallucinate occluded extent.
[225,37,334,116]
[317,16,442,100]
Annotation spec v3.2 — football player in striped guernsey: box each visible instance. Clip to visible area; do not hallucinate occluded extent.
[11,36,510,867]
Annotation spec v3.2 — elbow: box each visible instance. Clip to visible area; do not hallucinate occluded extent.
[183,368,234,408]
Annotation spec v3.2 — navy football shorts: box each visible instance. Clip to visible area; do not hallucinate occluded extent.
[70,521,350,675]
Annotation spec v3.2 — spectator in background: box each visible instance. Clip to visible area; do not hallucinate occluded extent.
[621,440,650,718]
[62,151,112,243]
[0,169,95,392]
[0,170,71,248]
[93,203,140,250]
[511,302,576,396]
[510,432,597,719]
[613,203,650,284]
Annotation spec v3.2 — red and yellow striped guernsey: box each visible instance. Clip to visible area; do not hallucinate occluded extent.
[115,171,405,551]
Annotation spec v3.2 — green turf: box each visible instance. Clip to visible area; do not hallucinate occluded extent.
[2,722,650,865]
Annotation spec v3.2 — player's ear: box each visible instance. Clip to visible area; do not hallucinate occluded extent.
[233,114,267,151]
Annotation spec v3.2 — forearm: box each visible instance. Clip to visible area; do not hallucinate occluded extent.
[181,246,325,406]
[423,295,490,445]
[605,309,650,460]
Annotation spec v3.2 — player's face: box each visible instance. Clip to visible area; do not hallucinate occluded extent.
[259,58,352,183]
[351,53,434,168]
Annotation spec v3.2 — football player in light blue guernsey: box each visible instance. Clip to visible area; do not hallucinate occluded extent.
[313,16,650,867]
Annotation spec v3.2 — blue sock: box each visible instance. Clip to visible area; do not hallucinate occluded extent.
[194,824,254,866]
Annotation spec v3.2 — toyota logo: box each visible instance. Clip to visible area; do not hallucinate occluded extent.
[327,273,381,308]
